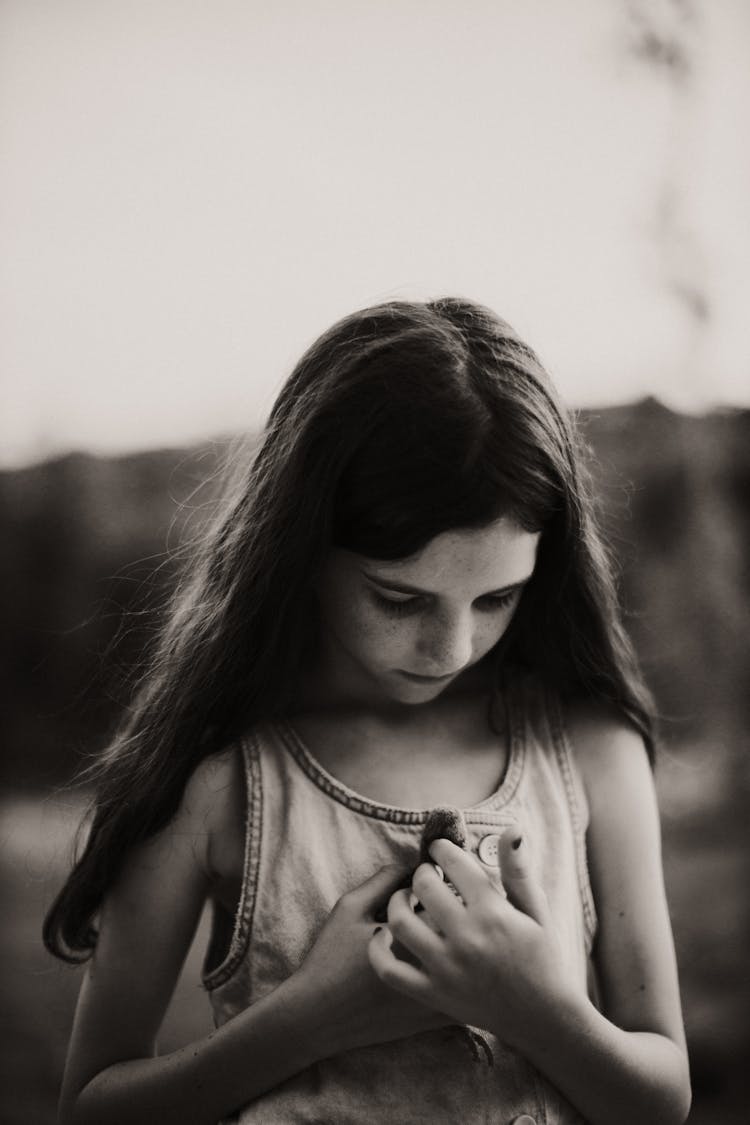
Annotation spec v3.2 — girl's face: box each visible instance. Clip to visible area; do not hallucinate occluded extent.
[314,516,540,707]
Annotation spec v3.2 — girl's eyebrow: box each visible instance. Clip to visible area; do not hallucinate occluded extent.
[360,571,531,598]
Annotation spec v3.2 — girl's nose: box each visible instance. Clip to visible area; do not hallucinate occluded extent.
[416,610,474,674]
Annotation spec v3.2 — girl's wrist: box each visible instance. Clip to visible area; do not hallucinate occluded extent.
[271,970,337,1069]
[492,987,592,1059]
[286,965,370,1062]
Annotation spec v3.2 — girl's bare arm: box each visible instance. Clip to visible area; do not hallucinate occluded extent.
[506,711,691,1125]
[58,754,324,1125]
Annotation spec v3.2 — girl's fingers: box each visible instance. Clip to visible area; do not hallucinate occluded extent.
[368,925,434,1004]
[410,860,467,935]
[497,831,549,925]
[426,839,493,906]
[386,888,445,969]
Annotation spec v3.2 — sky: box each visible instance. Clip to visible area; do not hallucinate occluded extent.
[1,0,748,467]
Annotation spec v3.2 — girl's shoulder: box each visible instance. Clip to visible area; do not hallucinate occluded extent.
[562,696,647,753]
[179,744,246,884]
[561,697,652,818]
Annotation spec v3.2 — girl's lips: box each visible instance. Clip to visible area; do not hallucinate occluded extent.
[397,670,457,684]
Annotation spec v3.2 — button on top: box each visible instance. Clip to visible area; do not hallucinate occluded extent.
[510,1115,537,1125]
[477,833,501,865]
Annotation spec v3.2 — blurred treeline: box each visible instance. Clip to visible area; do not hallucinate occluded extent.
[1,397,748,790]
[1,440,236,788]
[1,398,749,1121]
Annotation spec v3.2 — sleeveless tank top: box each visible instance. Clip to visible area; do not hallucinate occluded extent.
[203,677,597,1124]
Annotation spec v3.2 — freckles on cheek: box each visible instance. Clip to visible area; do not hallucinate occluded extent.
[355,608,406,654]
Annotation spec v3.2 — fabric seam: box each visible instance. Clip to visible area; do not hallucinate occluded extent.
[545,689,598,950]
[203,732,263,991]
[273,680,526,822]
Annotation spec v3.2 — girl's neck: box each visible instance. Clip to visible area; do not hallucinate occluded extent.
[286,665,508,811]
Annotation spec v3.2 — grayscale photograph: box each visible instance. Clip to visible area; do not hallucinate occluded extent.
[1,2,747,1123]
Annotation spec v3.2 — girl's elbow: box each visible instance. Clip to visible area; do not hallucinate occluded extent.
[672,1066,692,1125]
[632,1083,690,1125]
[654,1053,692,1125]
[653,1085,691,1125]
[630,1042,691,1125]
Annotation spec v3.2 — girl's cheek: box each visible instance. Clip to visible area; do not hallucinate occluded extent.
[371,617,418,662]
[356,605,409,648]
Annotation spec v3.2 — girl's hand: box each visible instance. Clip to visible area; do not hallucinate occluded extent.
[368,831,573,1052]
[293,864,452,1057]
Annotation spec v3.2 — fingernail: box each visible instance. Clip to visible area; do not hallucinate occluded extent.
[408,891,420,911]
[512,835,522,850]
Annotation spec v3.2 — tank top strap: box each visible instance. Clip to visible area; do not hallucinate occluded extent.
[517,676,598,947]
[203,733,263,991]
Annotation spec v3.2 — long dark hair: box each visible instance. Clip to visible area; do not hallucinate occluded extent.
[44,297,655,961]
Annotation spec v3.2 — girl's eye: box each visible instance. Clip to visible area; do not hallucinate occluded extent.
[476,590,518,612]
[371,588,520,618]
[372,592,424,618]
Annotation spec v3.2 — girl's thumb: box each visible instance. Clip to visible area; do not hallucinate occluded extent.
[498,830,548,925]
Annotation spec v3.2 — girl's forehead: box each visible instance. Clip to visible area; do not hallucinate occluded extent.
[359,518,540,589]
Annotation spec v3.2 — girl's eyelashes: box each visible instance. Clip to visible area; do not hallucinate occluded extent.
[370,588,520,618]
[478,589,519,611]
[371,592,425,618]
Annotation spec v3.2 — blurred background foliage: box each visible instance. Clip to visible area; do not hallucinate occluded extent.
[1,400,749,1122]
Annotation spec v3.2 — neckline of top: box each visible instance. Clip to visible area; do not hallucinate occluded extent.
[269,677,527,824]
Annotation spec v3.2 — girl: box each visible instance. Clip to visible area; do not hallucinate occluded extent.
[46,298,691,1125]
